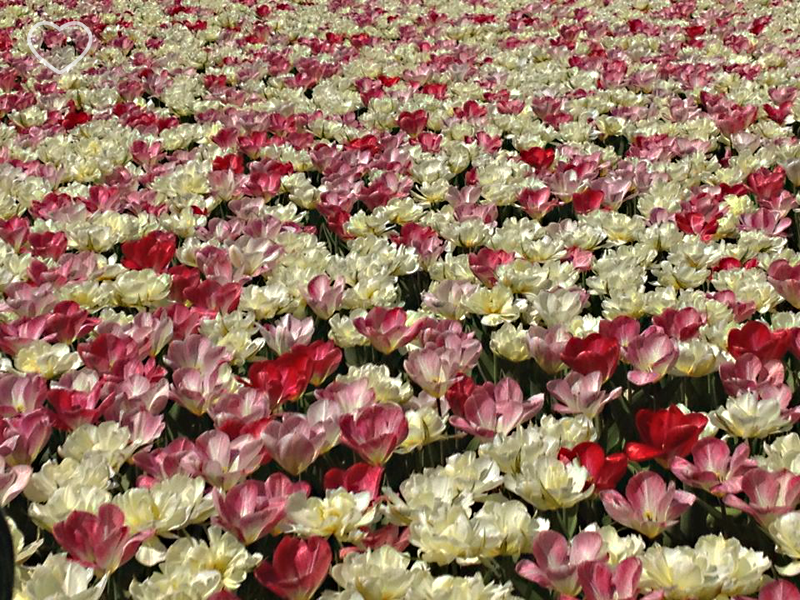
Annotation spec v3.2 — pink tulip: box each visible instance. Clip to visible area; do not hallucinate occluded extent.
[670,437,755,496]
[0,373,46,417]
[756,580,800,600]
[53,503,152,572]
[305,340,343,387]
[768,260,800,309]
[624,326,679,385]
[164,333,232,371]
[213,473,311,545]
[313,378,375,415]
[528,325,571,374]
[651,307,705,341]
[195,430,267,491]
[339,403,408,465]
[403,347,463,398]
[576,557,644,600]
[599,471,695,538]
[547,371,622,419]
[724,468,800,526]
[516,530,607,596]
[720,353,787,398]
[0,409,52,466]
[353,307,425,354]
[598,316,641,349]
[259,314,315,355]
[448,377,543,438]
[261,413,337,476]
[0,455,30,507]
[303,274,345,319]
[338,524,410,558]
[254,535,332,600]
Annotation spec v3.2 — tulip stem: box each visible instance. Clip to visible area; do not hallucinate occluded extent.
[694,495,725,523]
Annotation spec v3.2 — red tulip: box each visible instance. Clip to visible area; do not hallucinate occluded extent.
[397,109,427,137]
[468,247,516,287]
[53,504,152,572]
[305,340,342,386]
[519,146,555,172]
[559,442,628,491]
[339,403,408,465]
[323,463,383,501]
[120,230,176,272]
[561,333,620,382]
[728,321,792,362]
[254,535,332,600]
[572,189,605,214]
[625,406,707,466]
[248,346,312,408]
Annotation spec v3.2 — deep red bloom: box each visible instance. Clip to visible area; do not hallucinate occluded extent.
[625,406,707,465]
[519,146,555,172]
[254,536,331,600]
[397,109,427,137]
[248,346,312,408]
[304,340,342,386]
[728,321,793,362]
[323,463,383,501]
[559,441,628,491]
[561,333,620,382]
[572,189,605,214]
[121,230,176,272]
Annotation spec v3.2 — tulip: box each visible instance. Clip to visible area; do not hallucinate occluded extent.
[397,109,427,137]
[547,371,622,419]
[323,463,383,501]
[528,325,570,374]
[303,274,346,320]
[516,530,606,596]
[339,404,408,466]
[403,347,463,398]
[254,535,332,600]
[183,279,242,314]
[757,580,800,600]
[261,413,337,476]
[213,473,311,545]
[120,230,176,273]
[724,468,800,526]
[599,471,695,538]
[728,321,792,362]
[768,260,800,309]
[259,314,314,355]
[248,346,312,408]
[0,455,30,507]
[624,406,707,465]
[448,377,543,439]
[468,247,516,287]
[624,327,678,386]
[53,503,152,573]
[651,307,705,340]
[195,430,267,491]
[352,307,425,355]
[559,442,628,491]
[561,333,620,382]
[576,557,644,600]
[670,437,755,496]
[0,409,52,466]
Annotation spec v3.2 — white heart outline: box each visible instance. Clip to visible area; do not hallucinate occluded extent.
[27,20,93,75]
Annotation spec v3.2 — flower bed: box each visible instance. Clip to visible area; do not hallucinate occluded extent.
[2,0,800,598]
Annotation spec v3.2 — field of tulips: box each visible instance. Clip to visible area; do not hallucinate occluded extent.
[5,0,800,598]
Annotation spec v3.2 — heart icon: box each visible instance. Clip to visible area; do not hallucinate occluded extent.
[27,21,93,75]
